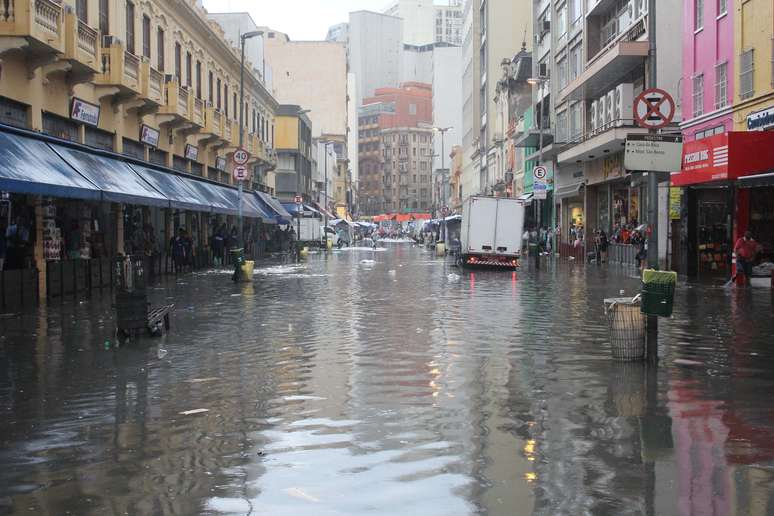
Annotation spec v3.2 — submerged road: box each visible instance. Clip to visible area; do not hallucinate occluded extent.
[1,243,773,515]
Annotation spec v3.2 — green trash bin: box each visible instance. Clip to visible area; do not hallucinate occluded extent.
[641,269,677,317]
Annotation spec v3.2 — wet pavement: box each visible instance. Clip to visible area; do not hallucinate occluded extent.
[1,244,773,515]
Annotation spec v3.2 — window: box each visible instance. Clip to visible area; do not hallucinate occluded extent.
[142,15,150,58]
[125,1,135,54]
[409,104,417,115]
[714,62,727,109]
[556,110,568,143]
[186,52,192,88]
[740,49,754,100]
[557,3,567,37]
[570,102,581,140]
[557,55,568,89]
[76,0,87,23]
[695,0,703,31]
[692,74,704,117]
[157,28,165,71]
[718,0,727,16]
[195,61,202,99]
[208,71,214,103]
[174,42,181,83]
[224,84,229,117]
[216,78,222,110]
[99,0,109,36]
[570,0,581,25]
[570,44,581,81]
[233,93,237,120]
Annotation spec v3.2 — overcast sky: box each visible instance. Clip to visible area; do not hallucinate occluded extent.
[202,0,389,41]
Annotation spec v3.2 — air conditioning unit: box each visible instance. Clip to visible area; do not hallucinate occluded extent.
[538,62,549,78]
[598,95,608,128]
[590,100,599,131]
[605,90,615,125]
[613,83,634,126]
[542,20,551,34]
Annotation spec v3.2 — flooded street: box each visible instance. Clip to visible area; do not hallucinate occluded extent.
[1,244,773,515]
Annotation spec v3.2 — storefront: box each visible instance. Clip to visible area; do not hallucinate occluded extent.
[0,125,277,306]
[672,131,774,280]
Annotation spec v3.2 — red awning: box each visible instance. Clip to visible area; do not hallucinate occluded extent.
[671,131,774,187]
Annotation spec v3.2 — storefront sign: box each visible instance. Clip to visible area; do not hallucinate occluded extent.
[215,156,227,171]
[184,144,199,161]
[672,133,729,186]
[669,187,682,220]
[533,165,548,199]
[70,98,100,127]
[624,134,683,172]
[140,125,160,147]
[747,107,774,132]
[603,153,624,180]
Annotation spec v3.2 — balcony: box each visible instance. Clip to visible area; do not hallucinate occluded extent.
[0,0,65,56]
[203,105,225,139]
[139,61,164,106]
[223,118,233,142]
[95,38,141,96]
[63,11,99,75]
[191,97,205,127]
[557,39,647,103]
[556,118,648,164]
[158,79,192,122]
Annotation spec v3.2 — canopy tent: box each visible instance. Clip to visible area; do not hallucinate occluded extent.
[281,202,322,217]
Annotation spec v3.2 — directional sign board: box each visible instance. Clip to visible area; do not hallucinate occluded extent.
[233,148,250,166]
[624,134,683,173]
[233,165,248,181]
[634,88,676,129]
[532,165,548,200]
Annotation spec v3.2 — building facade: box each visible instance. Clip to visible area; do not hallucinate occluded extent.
[274,106,313,201]
[347,11,404,105]
[460,0,481,201]
[358,83,433,215]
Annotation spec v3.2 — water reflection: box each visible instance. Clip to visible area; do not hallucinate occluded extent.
[0,248,773,515]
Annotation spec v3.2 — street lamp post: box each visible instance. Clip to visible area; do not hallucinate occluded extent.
[238,30,263,249]
[527,76,547,270]
[433,126,452,215]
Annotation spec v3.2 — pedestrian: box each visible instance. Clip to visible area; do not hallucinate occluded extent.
[183,229,194,271]
[170,227,187,274]
[212,225,225,266]
[598,229,608,263]
[0,220,6,272]
[5,216,30,270]
[732,230,759,286]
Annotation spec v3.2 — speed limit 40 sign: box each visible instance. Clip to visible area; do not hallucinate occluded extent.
[233,148,250,166]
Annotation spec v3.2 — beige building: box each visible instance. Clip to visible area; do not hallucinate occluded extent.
[261,27,351,215]
[0,0,281,299]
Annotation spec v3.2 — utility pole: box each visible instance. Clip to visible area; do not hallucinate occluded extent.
[646,0,659,363]
[434,126,452,215]
[238,30,263,249]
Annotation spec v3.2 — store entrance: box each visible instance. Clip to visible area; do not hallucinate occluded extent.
[685,187,732,277]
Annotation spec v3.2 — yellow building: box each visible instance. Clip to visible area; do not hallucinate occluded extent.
[0,0,277,183]
[733,0,774,131]
[0,0,282,300]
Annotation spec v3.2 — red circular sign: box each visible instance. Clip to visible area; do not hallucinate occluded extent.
[633,88,675,129]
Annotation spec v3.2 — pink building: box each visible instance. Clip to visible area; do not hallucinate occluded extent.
[681,0,734,141]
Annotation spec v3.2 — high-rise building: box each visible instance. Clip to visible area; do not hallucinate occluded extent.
[384,0,463,46]
[460,0,481,200]
[358,83,433,215]
[434,0,464,46]
[348,11,404,105]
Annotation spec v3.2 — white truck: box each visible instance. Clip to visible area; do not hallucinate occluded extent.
[460,196,525,269]
[297,217,322,244]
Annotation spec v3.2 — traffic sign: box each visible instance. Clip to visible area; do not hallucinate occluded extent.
[294,195,303,204]
[233,165,248,181]
[624,134,683,173]
[533,165,548,181]
[233,148,250,166]
[634,88,675,129]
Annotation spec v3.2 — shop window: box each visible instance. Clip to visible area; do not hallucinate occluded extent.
[149,148,167,166]
[190,162,203,176]
[0,97,29,129]
[43,113,79,142]
[173,155,188,172]
[85,126,114,151]
[122,138,145,160]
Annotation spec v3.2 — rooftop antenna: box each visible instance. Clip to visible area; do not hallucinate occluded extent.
[522,23,527,51]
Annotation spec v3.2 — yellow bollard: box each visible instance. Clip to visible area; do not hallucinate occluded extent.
[300,247,309,258]
[326,238,333,250]
[239,260,255,282]
[436,242,446,255]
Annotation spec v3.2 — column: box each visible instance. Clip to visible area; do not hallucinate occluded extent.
[115,204,124,255]
[33,197,46,299]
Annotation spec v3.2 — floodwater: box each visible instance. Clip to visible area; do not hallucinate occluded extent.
[1,245,773,515]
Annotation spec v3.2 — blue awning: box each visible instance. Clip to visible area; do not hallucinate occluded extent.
[182,178,235,215]
[243,193,276,223]
[215,185,266,219]
[256,192,292,224]
[0,131,101,200]
[129,164,210,212]
[51,144,169,207]
[281,202,321,217]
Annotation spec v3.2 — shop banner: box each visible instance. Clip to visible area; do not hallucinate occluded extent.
[747,106,774,132]
[669,187,682,220]
[672,133,728,186]
[70,98,100,127]
[672,131,774,186]
[140,125,160,147]
[185,144,199,161]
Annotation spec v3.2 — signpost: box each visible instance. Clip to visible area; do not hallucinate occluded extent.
[624,134,683,172]
[232,147,250,251]
[233,165,248,181]
[533,165,548,200]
